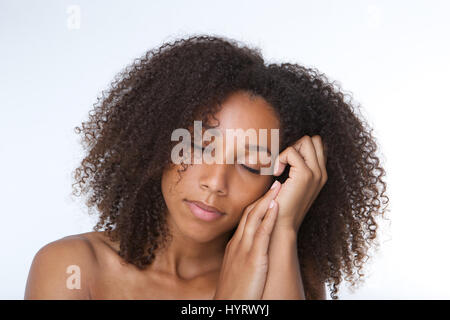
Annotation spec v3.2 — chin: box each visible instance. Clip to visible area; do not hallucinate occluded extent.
[169,212,230,244]
[179,219,227,243]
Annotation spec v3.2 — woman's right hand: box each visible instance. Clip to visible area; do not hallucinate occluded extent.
[213,180,281,300]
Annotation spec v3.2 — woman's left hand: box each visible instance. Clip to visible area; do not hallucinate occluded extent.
[272,135,328,231]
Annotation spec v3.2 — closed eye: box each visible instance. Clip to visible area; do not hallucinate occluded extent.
[192,142,261,174]
[241,165,260,175]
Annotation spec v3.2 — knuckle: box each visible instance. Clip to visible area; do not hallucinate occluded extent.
[300,135,309,141]
[312,135,322,144]
[246,250,258,263]
[254,227,268,239]
[302,169,314,181]
[244,201,257,213]
[247,252,267,267]
[243,202,252,212]
[244,224,256,235]
[237,244,250,257]
[226,239,236,252]
[225,242,233,253]
[321,177,328,188]
[232,242,245,255]
[314,171,322,183]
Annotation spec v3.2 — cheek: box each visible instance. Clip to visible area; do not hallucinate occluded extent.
[229,182,270,220]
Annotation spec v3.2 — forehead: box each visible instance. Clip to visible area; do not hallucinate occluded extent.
[210,91,280,131]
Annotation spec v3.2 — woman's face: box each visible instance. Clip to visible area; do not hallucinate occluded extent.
[161,91,280,243]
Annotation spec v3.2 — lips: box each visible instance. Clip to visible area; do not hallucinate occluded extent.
[190,201,223,214]
[184,200,225,222]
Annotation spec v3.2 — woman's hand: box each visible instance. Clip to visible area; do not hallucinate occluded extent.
[213,182,281,300]
[273,135,328,232]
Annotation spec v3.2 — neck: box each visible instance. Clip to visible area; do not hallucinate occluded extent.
[149,215,231,280]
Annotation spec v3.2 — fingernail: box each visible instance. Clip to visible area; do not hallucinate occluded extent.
[269,200,275,209]
[270,180,279,190]
[273,160,279,174]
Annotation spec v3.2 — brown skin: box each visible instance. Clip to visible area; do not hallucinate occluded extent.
[24,92,326,299]
[262,134,328,299]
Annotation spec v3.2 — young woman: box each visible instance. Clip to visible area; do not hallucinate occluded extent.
[24,35,389,300]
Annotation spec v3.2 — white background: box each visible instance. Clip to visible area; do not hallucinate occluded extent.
[1,0,449,299]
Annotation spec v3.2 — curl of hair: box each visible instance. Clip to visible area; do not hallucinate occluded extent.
[71,34,390,299]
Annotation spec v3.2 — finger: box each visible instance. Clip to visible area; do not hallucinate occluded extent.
[301,136,328,218]
[273,145,310,177]
[292,136,322,179]
[233,180,281,243]
[311,135,328,185]
[231,206,252,244]
[251,200,278,256]
[240,182,281,249]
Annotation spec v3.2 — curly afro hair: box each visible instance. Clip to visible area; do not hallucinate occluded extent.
[71,34,390,300]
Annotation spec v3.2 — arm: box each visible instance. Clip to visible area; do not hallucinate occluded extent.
[24,236,95,299]
[262,135,328,299]
[261,226,305,299]
[262,225,327,300]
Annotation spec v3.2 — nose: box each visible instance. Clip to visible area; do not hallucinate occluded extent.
[199,163,228,196]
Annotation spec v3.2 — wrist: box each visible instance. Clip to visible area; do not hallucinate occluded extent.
[272,224,298,243]
[274,217,301,234]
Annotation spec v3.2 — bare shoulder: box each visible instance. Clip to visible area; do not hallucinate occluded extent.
[24,232,102,299]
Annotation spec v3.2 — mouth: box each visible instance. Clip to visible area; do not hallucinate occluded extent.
[184,200,225,222]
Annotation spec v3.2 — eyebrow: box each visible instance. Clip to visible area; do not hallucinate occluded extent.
[245,143,271,156]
